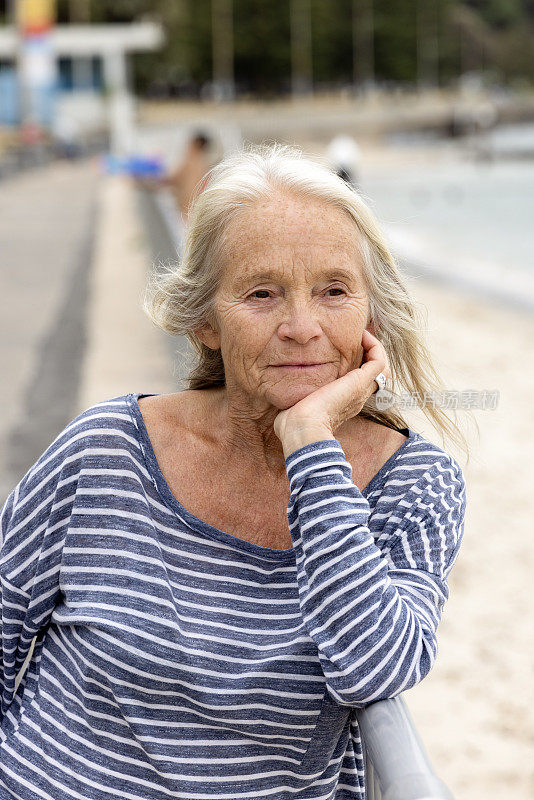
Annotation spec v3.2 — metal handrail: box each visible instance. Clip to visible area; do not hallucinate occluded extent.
[355,695,454,800]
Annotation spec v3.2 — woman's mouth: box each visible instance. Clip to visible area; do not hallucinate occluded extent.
[273,364,327,370]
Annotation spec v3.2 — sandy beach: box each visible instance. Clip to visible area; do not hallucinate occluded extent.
[393,276,534,800]
[352,140,534,799]
[74,138,533,799]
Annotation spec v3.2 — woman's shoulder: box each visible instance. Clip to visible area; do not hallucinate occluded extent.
[402,426,465,486]
[353,417,465,506]
[61,393,142,450]
[2,394,145,518]
[378,424,465,523]
[135,391,189,423]
[25,394,144,480]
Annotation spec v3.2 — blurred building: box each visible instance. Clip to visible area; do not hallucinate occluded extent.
[0,21,163,154]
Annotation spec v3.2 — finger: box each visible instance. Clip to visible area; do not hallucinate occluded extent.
[361,328,384,358]
[359,357,387,387]
[360,330,390,380]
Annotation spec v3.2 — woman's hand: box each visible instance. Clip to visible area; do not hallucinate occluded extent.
[274,329,391,456]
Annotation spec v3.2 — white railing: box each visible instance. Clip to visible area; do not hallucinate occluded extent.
[356,696,454,800]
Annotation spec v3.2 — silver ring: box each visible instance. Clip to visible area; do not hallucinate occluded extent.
[374,372,388,393]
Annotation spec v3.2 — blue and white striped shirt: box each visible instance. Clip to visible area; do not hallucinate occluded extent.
[0,392,466,800]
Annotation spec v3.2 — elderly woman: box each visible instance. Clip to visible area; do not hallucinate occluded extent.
[0,144,466,800]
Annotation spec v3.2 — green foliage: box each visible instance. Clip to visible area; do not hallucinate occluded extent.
[311,0,352,86]
[464,0,523,29]
[233,0,291,93]
[62,0,534,93]
[374,0,418,83]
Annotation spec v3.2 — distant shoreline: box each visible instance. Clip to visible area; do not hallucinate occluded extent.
[138,87,534,145]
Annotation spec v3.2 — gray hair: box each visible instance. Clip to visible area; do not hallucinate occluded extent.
[144,142,471,461]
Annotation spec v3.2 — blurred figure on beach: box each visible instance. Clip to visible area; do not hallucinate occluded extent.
[135,131,213,226]
[326,134,362,191]
[162,131,213,222]
[162,133,212,224]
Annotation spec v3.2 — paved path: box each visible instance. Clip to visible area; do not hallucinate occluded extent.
[0,162,175,503]
[76,174,176,414]
[0,160,100,501]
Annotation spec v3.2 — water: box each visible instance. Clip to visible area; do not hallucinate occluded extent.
[360,134,534,311]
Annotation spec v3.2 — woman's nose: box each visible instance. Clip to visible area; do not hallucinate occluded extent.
[276,302,323,344]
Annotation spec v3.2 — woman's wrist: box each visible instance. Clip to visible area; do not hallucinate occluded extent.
[281,424,336,459]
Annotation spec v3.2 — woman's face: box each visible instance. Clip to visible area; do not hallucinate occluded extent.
[197,192,374,411]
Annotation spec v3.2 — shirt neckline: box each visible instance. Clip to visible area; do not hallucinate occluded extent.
[126,392,418,563]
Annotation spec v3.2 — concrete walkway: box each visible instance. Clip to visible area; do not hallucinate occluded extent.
[75,174,175,414]
[0,162,175,503]
[0,160,100,500]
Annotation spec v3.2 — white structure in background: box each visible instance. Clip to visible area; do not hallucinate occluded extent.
[0,22,164,155]
[326,134,362,188]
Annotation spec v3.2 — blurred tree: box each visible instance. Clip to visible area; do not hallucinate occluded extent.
[416,0,440,89]
[312,0,353,89]
[233,0,291,95]
[185,0,212,87]
[493,19,534,84]
[445,1,534,85]
[447,3,498,76]
[69,0,90,22]
[464,0,523,29]
[44,0,533,95]
[524,0,534,23]
[374,0,418,84]
[352,0,375,89]
[291,0,313,95]
[212,0,235,98]
[439,0,462,85]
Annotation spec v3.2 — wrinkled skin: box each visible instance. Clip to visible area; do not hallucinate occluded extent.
[194,191,390,471]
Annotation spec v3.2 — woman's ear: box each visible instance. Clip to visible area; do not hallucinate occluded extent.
[194,323,221,351]
[194,311,222,350]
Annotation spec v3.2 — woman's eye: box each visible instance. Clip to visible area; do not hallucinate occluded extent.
[246,287,346,300]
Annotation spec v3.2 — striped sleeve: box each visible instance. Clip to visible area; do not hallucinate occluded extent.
[284,438,466,708]
[0,426,79,723]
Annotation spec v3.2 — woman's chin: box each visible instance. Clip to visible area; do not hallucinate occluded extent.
[268,381,328,410]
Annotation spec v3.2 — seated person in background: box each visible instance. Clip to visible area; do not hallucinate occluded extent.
[326,134,362,191]
[134,131,213,225]
[162,131,213,222]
